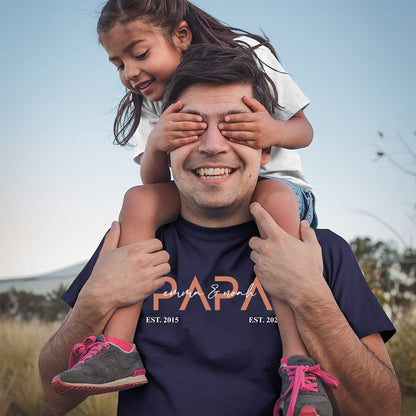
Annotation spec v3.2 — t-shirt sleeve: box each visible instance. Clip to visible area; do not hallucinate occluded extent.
[244,38,310,121]
[61,232,107,308]
[132,99,161,165]
[316,229,396,342]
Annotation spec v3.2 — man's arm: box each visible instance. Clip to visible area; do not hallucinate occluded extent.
[291,283,400,415]
[39,307,109,415]
[249,203,401,416]
[39,222,169,415]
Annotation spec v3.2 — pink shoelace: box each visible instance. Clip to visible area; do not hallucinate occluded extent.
[273,363,339,416]
[68,335,110,369]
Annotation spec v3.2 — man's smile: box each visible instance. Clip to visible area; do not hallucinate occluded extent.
[194,167,234,180]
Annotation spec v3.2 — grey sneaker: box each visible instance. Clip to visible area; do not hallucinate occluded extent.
[274,355,339,416]
[52,334,148,397]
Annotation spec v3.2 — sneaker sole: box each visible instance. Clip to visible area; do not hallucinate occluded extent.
[52,373,148,397]
[299,407,319,416]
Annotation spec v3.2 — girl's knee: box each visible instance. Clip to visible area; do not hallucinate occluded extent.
[120,182,180,227]
[253,179,298,212]
[253,179,300,237]
[121,185,156,222]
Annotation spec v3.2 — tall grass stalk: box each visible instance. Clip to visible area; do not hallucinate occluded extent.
[388,311,416,400]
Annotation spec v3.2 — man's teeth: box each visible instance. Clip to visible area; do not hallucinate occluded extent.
[195,168,232,179]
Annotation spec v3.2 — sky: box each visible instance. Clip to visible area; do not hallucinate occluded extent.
[1,0,415,278]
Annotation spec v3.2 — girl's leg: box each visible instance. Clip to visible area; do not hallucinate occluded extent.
[52,182,180,396]
[253,179,308,358]
[253,180,337,416]
[104,182,180,341]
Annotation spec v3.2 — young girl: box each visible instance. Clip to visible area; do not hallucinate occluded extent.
[52,1,338,414]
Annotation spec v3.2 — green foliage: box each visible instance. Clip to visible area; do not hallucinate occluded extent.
[351,236,416,401]
[0,284,69,322]
[388,314,416,400]
[0,291,13,316]
[402,396,416,416]
[45,283,72,321]
[350,237,416,320]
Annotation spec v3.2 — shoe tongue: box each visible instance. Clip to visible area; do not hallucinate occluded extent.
[287,355,316,367]
[95,334,106,343]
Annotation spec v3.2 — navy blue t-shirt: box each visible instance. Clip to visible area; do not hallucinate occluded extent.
[63,218,395,416]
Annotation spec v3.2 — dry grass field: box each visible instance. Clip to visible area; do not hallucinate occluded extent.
[0,319,117,416]
[0,318,414,415]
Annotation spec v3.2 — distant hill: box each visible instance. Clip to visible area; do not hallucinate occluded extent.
[0,262,87,294]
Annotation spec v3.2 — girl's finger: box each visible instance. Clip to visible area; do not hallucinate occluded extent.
[163,101,184,114]
[171,121,207,131]
[174,112,204,120]
[171,129,205,139]
[242,96,267,112]
[221,131,255,141]
[176,131,205,139]
[223,113,255,123]
[219,121,254,131]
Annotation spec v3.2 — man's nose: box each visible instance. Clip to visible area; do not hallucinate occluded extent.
[197,123,230,155]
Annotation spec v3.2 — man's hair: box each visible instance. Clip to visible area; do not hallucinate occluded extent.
[163,44,279,114]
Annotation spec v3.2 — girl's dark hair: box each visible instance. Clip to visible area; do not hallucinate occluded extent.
[163,44,278,115]
[98,0,279,146]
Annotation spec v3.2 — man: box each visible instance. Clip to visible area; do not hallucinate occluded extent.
[39,45,400,416]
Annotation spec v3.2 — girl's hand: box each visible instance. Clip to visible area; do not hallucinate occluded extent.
[219,96,278,149]
[148,101,207,152]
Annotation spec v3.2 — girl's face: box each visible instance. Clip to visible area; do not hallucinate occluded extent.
[100,19,191,101]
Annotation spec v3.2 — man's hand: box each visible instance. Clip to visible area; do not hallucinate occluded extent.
[248,202,324,304]
[219,96,278,148]
[78,222,170,316]
[148,101,207,152]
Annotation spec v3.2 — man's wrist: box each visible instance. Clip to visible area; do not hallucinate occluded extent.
[75,288,115,332]
[286,275,332,311]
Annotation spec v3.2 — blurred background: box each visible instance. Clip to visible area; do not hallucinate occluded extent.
[0,1,415,414]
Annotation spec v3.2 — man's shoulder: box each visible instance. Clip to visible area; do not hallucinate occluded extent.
[315,228,348,244]
[155,221,174,239]
[314,229,353,257]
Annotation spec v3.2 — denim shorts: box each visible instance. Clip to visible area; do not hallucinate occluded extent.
[259,176,318,228]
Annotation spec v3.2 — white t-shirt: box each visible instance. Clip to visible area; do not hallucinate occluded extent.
[132,36,313,193]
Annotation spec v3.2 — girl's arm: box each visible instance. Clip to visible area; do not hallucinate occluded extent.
[219,98,313,150]
[222,38,313,151]
[140,102,206,185]
[139,144,171,184]
[272,108,313,149]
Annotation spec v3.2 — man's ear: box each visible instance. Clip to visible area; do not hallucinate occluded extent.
[173,21,192,52]
[260,147,271,166]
